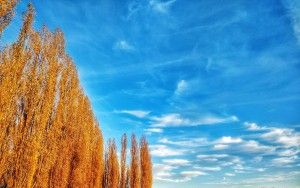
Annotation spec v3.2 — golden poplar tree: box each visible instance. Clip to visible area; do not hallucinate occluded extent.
[140,136,152,188]
[0,2,152,188]
[120,133,127,188]
[0,0,18,34]
[103,139,120,188]
[130,134,140,188]
[125,166,131,188]
[0,3,104,187]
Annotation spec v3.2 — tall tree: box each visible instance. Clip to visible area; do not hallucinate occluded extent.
[103,139,120,188]
[0,2,152,188]
[130,134,140,188]
[120,134,127,188]
[0,0,19,35]
[140,136,152,188]
[0,4,104,187]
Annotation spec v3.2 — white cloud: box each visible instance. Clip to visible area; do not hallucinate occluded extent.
[114,40,135,51]
[244,122,300,148]
[244,122,265,131]
[144,128,163,134]
[163,159,190,166]
[213,144,229,150]
[257,168,266,172]
[150,113,239,127]
[149,0,177,14]
[175,80,188,95]
[158,137,208,147]
[239,171,300,185]
[180,170,206,178]
[153,163,176,179]
[197,154,229,162]
[150,144,186,157]
[284,0,300,44]
[225,173,235,177]
[154,163,205,183]
[261,127,300,147]
[241,140,275,153]
[278,148,300,157]
[223,156,244,167]
[272,156,298,165]
[215,136,243,144]
[115,110,150,118]
[212,136,275,154]
[151,113,186,127]
[194,166,222,172]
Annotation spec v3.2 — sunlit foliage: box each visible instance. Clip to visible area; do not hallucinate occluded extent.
[140,136,153,188]
[120,134,128,188]
[0,3,152,188]
[0,0,18,35]
[130,134,140,188]
[0,4,104,187]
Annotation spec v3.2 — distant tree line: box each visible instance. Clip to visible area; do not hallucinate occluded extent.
[0,2,152,188]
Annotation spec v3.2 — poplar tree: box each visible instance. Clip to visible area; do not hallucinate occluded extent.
[140,136,152,188]
[130,134,140,188]
[103,139,120,188]
[0,4,104,187]
[0,0,19,34]
[120,134,127,188]
[0,2,152,188]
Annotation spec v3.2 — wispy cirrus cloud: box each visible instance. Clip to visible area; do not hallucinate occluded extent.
[153,162,206,183]
[162,158,190,166]
[175,79,188,96]
[244,122,266,131]
[150,144,187,157]
[144,128,163,134]
[284,0,300,44]
[150,113,238,127]
[272,156,298,165]
[114,110,150,118]
[180,170,207,179]
[261,127,300,147]
[244,122,300,147]
[158,137,208,147]
[149,0,177,14]
[212,136,276,154]
[194,166,222,172]
[113,40,135,51]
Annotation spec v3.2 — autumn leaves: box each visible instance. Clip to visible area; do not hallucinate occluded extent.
[103,134,152,188]
[0,2,152,188]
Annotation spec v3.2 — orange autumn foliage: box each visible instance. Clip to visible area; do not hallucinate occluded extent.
[0,0,18,34]
[103,139,119,188]
[140,136,153,188]
[0,4,103,187]
[120,134,128,188]
[0,3,152,188]
[130,134,140,188]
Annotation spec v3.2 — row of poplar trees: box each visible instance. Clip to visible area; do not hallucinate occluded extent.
[0,1,152,188]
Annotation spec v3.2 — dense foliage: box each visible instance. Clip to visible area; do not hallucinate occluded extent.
[0,3,152,188]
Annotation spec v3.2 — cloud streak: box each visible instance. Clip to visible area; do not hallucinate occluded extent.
[150,113,239,127]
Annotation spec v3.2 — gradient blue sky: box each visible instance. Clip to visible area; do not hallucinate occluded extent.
[2,0,300,187]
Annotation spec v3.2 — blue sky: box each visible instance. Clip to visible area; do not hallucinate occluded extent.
[2,0,300,187]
